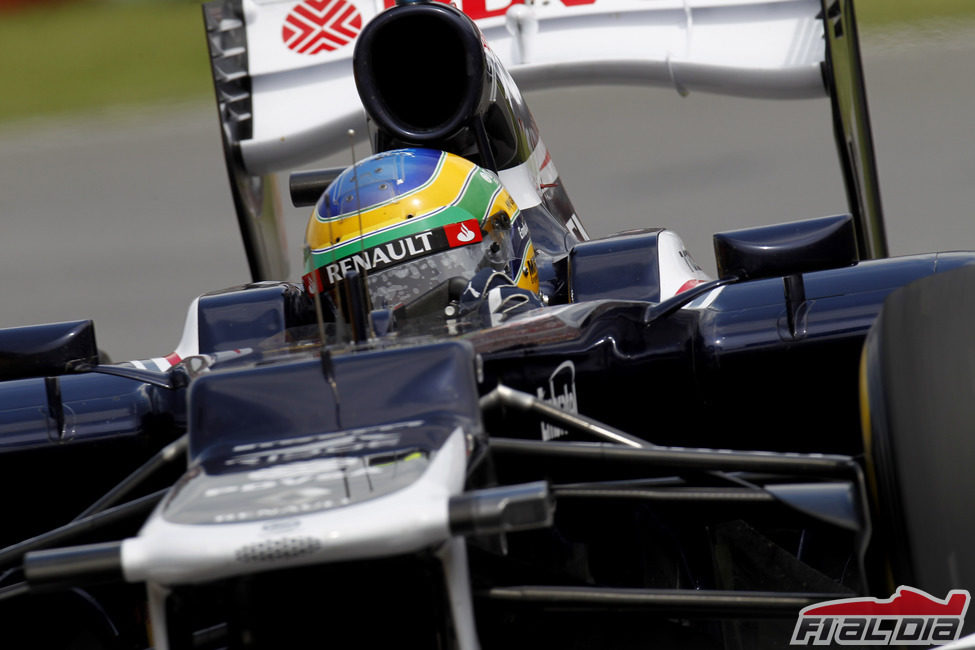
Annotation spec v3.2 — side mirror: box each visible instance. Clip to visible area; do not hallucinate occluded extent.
[289,167,345,207]
[713,214,858,282]
[0,320,99,381]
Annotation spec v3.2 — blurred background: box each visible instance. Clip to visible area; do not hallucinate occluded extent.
[1,0,974,360]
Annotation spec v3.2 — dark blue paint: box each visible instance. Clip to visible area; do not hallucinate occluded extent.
[188,340,481,464]
[569,229,662,303]
[197,282,312,354]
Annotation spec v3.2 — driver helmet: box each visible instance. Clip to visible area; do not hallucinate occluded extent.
[303,148,538,323]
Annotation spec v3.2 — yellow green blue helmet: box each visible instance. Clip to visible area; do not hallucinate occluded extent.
[303,148,538,319]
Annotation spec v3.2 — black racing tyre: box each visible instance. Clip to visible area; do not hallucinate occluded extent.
[862,264,975,604]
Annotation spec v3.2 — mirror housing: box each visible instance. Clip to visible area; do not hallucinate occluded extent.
[0,320,99,381]
[289,167,345,208]
[713,214,858,281]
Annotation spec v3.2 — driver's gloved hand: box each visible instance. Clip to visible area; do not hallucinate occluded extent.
[458,267,543,327]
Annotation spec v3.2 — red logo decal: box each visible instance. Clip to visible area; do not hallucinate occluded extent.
[803,587,969,617]
[791,586,971,646]
[381,0,595,21]
[445,220,482,248]
[302,268,324,295]
[282,0,363,55]
[676,279,707,295]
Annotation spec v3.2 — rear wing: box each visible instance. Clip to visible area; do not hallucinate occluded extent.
[203,0,885,280]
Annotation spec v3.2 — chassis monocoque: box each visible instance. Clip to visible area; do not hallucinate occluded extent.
[2,0,975,649]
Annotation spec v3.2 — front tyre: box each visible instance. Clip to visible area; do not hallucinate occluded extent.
[862,264,975,600]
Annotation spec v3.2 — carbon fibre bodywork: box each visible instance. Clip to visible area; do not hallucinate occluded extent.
[2,233,973,649]
[481,250,975,454]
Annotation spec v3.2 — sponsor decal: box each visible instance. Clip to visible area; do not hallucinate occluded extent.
[204,464,379,500]
[520,249,538,286]
[304,230,438,294]
[381,0,596,21]
[282,0,362,55]
[536,360,578,441]
[791,586,971,646]
[232,420,419,451]
[214,498,347,523]
[205,454,427,523]
[261,518,302,534]
[445,219,482,247]
[303,224,483,294]
[676,279,707,294]
[565,213,589,242]
[225,423,417,468]
[678,247,704,274]
[322,230,435,285]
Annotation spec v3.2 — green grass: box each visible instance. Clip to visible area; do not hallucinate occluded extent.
[0,0,212,123]
[857,0,975,28]
[0,0,973,124]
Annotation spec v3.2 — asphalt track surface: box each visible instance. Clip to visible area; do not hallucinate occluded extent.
[1,27,974,361]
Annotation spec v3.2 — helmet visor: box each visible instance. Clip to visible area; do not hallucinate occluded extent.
[303,204,520,329]
[366,242,490,311]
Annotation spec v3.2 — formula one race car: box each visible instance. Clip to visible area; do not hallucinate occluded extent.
[2,1,974,648]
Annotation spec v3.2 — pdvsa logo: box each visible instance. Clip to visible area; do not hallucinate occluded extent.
[282,0,362,55]
[791,586,970,646]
